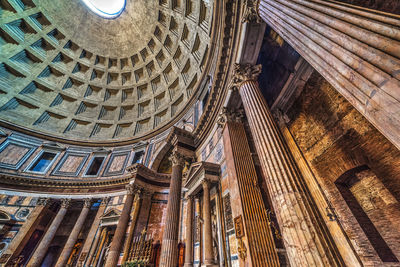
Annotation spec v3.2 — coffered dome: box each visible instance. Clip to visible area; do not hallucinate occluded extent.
[0,0,214,143]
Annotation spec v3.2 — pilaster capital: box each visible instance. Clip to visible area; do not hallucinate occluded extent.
[60,198,71,209]
[100,197,111,206]
[217,107,245,128]
[37,197,50,206]
[83,198,92,208]
[231,64,262,89]
[242,0,262,23]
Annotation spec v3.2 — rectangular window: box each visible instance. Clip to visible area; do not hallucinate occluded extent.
[85,156,105,176]
[132,151,144,164]
[91,199,101,209]
[29,152,57,173]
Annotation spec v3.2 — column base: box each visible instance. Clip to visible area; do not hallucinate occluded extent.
[184,264,193,267]
[201,264,218,267]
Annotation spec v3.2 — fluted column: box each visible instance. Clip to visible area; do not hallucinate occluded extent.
[202,180,215,266]
[79,197,109,267]
[55,198,92,267]
[105,184,136,267]
[232,63,342,266]
[121,190,143,264]
[277,113,361,266]
[257,0,400,150]
[160,149,186,267]
[184,196,194,267]
[26,199,70,267]
[1,198,49,266]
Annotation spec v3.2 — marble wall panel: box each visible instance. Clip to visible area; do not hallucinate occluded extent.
[108,155,127,173]
[51,151,89,177]
[59,155,85,173]
[0,144,30,166]
[146,201,167,242]
[0,135,40,170]
[103,151,130,176]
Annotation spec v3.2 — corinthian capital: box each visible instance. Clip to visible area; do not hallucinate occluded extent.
[83,198,92,208]
[126,183,140,195]
[232,64,262,88]
[169,150,187,167]
[242,0,262,23]
[60,198,71,209]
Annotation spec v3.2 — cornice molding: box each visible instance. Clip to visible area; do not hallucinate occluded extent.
[0,172,131,191]
[194,0,242,147]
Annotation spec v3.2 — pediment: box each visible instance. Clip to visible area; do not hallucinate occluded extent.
[101,208,121,219]
[185,162,203,181]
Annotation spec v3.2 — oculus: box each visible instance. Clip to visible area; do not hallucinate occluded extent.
[81,0,126,19]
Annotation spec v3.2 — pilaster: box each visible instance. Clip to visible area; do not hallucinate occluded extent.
[220,107,280,266]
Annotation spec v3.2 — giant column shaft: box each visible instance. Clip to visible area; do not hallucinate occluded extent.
[184,196,193,267]
[26,199,70,267]
[159,150,185,267]
[277,114,361,266]
[258,0,400,150]
[55,199,91,267]
[104,185,136,267]
[233,64,341,266]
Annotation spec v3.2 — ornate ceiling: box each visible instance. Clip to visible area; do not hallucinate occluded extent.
[0,0,214,143]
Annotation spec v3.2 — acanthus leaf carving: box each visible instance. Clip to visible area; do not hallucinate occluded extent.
[231,64,262,89]
[169,150,187,167]
[217,107,245,128]
[242,0,262,24]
